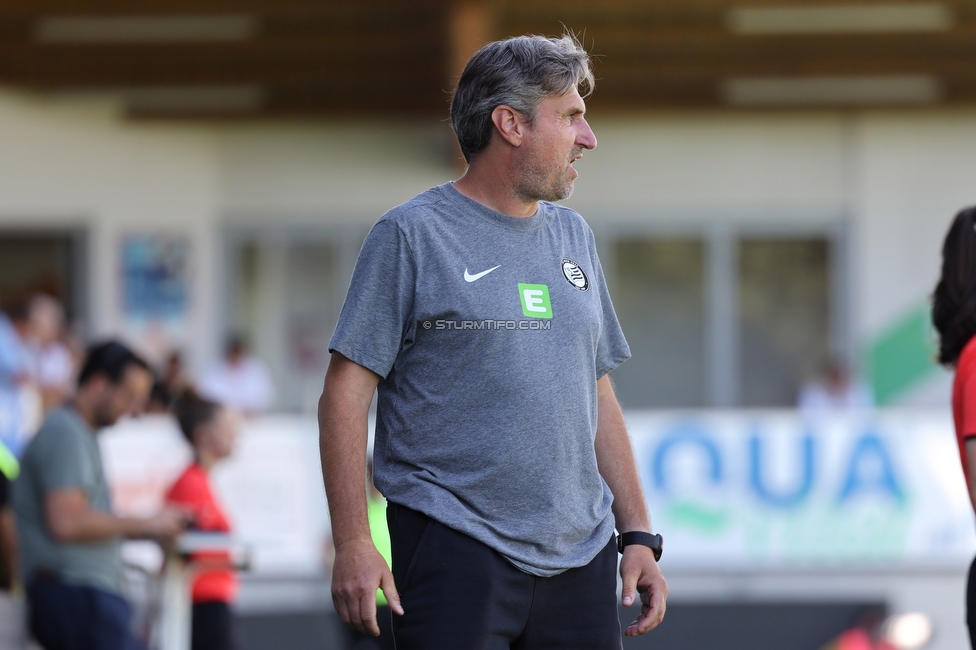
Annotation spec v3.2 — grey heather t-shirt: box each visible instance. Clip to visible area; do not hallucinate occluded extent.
[13,407,124,594]
[329,183,630,577]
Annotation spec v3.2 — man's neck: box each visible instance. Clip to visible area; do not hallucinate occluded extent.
[194,452,216,472]
[453,161,538,218]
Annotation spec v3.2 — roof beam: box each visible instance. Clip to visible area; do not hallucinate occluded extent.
[0,35,445,87]
[0,0,447,17]
[2,31,973,89]
[448,1,495,81]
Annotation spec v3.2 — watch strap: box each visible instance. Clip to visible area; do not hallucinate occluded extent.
[617,531,663,561]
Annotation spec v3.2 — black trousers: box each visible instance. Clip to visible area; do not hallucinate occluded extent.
[191,601,238,650]
[968,555,976,648]
[387,502,622,650]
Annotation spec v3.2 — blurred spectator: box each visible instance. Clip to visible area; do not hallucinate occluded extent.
[0,440,22,649]
[165,390,241,650]
[12,340,189,650]
[145,382,173,415]
[146,351,190,414]
[160,350,190,396]
[798,359,873,413]
[0,304,36,457]
[198,336,274,415]
[24,294,75,413]
[931,206,976,648]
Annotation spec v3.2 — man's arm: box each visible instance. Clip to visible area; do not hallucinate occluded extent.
[46,489,186,543]
[319,352,403,637]
[594,375,668,636]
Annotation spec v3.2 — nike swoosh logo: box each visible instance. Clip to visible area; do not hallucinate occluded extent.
[464,265,501,282]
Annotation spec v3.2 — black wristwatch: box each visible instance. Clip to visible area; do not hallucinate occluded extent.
[617,531,663,561]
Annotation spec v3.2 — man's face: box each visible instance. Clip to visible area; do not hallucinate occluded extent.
[513,87,597,203]
[93,366,153,428]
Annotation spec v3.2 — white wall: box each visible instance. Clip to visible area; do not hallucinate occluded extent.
[0,90,221,371]
[567,112,849,226]
[216,120,455,223]
[855,111,976,335]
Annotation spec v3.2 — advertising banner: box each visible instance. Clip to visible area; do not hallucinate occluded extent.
[629,410,975,569]
[101,410,975,575]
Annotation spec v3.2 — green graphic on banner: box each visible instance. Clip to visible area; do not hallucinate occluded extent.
[865,304,938,405]
[666,500,730,534]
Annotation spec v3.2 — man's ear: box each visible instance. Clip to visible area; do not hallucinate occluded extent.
[491,105,525,147]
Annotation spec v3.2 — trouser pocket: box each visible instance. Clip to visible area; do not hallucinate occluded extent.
[387,501,433,593]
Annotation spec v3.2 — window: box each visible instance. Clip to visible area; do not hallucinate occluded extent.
[611,239,706,408]
[610,230,837,408]
[227,232,353,413]
[739,238,830,407]
[0,230,85,322]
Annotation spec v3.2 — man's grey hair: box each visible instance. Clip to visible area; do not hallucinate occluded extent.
[450,33,595,163]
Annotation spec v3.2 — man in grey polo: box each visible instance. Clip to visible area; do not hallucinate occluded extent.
[319,33,667,649]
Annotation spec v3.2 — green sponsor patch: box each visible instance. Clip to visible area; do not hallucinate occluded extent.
[518,283,552,318]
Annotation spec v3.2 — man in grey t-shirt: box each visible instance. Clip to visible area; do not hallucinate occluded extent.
[14,341,187,650]
[320,33,667,649]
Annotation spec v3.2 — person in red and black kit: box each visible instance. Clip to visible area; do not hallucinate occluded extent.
[165,390,240,650]
[933,205,976,649]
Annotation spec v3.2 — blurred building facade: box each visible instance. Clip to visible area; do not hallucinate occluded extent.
[1,1,970,412]
[0,91,962,412]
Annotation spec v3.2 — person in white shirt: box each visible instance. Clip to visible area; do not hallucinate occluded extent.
[25,294,75,412]
[198,336,274,415]
[798,359,873,413]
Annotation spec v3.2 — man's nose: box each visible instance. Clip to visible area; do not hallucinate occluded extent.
[577,119,597,150]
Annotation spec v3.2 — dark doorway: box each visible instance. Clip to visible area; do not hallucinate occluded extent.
[0,230,87,324]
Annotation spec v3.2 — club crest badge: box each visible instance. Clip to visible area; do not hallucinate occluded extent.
[561,258,589,291]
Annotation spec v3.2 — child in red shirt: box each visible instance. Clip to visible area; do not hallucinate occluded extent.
[166,391,240,650]
[932,205,976,648]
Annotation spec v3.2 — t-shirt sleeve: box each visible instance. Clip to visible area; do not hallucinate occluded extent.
[329,219,417,379]
[589,235,631,378]
[961,370,976,439]
[35,425,94,493]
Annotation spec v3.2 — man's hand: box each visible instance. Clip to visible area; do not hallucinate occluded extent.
[620,544,668,636]
[141,507,191,545]
[46,489,190,544]
[331,538,403,636]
